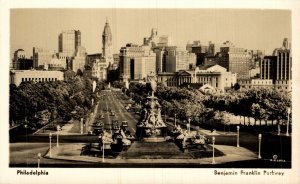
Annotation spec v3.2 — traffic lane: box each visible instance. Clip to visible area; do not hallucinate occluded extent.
[96,91,114,133]
[100,91,136,134]
[109,93,138,134]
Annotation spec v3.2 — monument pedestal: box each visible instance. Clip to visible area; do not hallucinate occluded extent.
[136,126,167,142]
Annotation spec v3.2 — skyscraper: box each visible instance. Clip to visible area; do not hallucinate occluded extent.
[58,30,81,58]
[260,38,292,91]
[102,19,113,67]
[57,30,86,72]
[272,38,291,81]
[215,41,250,80]
[119,44,156,81]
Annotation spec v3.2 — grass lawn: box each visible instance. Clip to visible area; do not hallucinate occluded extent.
[10,143,49,165]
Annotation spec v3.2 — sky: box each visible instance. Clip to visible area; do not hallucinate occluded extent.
[10,9,291,58]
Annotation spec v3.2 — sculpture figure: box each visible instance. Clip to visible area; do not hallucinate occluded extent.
[147,71,157,96]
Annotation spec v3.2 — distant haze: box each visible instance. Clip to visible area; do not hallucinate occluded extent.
[10,9,291,58]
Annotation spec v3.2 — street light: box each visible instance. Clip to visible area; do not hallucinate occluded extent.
[187,118,191,135]
[212,136,216,164]
[286,107,290,136]
[258,134,262,159]
[37,153,41,168]
[99,135,105,163]
[236,126,240,147]
[174,113,177,127]
[80,118,83,135]
[49,133,52,158]
[56,125,60,147]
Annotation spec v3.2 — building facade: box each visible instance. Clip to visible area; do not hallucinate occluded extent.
[164,47,196,72]
[58,30,81,58]
[238,79,273,90]
[119,44,156,81]
[157,64,236,92]
[72,46,87,73]
[13,49,26,69]
[215,41,250,80]
[259,38,292,91]
[91,59,107,81]
[143,28,173,47]
[10,69,64,86]
[32,47,53,68]
[272,38,292,81]
[260,56,276,80]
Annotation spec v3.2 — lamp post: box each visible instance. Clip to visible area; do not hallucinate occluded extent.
[258,134,262,159]
[212,136,216,164]
[286,107,290,136]
[37,153,41,168]
[188,118,191,135]
[174,113,177,127]
[236,126,240,147]
[99,135,104,163]
[80,118,83,135]
[49,133,52,158]
[56,125,60,147]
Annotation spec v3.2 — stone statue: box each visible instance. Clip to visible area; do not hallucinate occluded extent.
[147,72,157,96]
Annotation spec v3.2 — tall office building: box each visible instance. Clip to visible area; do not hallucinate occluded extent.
[164,47,196,72]
[119,44,156,81]
[72,46,87,73]
[58,30,81,58]
[57,30,86,72]
[143,28,173,47]
[102,19,113,67]
[259,38,292,91]
[260,56,276,80]
[215,41,250,80]
[33,47,52,68]
[13,49,26,69]
[272,38,291,81]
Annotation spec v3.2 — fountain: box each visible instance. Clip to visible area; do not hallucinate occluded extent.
[136,72,167,142]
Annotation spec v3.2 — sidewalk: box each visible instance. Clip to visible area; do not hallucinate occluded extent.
[44,143,257,165]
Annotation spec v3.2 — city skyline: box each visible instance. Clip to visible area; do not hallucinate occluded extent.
[10,9,291,58]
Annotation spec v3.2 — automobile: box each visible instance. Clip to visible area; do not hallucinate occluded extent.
[111,120,120,130]
[92,128,103,135]
[121,121,129,128]
[103,107,108,111]
[93,120,104,127]
[110,111,115,116]
[121,121,130,134]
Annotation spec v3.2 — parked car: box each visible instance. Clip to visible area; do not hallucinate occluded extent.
[93,128,103,135]
[121,121,128,128]
[121,121,130,135]
[111,120,120,130]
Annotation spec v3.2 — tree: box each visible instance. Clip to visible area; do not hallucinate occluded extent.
[76,69,83,76]
[233,83,240,91]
